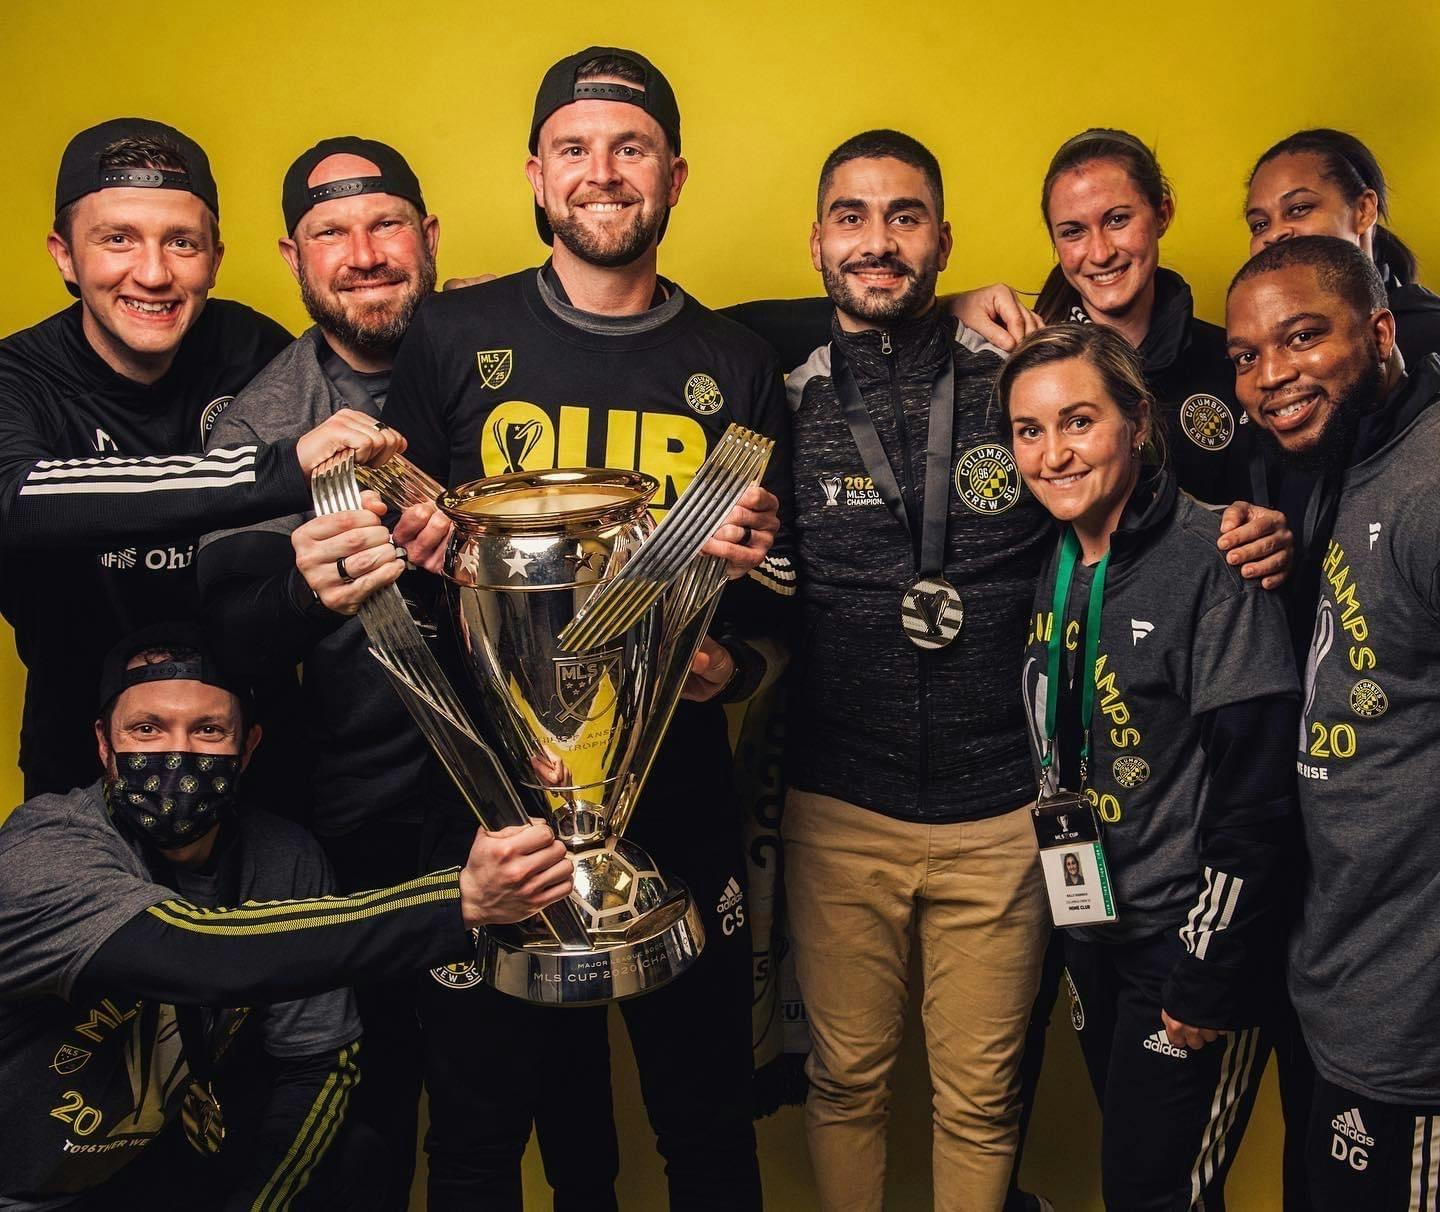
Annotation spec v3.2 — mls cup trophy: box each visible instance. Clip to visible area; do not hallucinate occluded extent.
[312,427,773,1006]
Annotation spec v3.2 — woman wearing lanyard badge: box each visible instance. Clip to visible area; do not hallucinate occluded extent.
[998,322,1299,1210]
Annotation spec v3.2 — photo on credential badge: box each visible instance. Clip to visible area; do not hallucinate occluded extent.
[1033,806,1116,926]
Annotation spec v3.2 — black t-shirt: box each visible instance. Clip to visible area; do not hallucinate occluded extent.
[380,265,792,844]
[0,301,293,797]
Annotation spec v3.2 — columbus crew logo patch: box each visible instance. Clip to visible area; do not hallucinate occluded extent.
[1349,678,1388,719]
[955,444,1021,514]
[1179,394,1235,451]
[199,396,234,442]
[1112,755,1150,789]
[476,349,514,390]
[683,372,724,415]
[431,931,485,989]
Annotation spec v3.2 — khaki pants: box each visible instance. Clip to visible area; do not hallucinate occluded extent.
[783,790,1048,1212]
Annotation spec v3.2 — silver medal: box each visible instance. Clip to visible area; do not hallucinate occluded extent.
[900,576,964,649]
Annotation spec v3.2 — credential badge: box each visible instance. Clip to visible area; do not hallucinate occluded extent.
[476,349,514,390]
[684,372,724,415]
[1179,394,1235,451]
[955,444,1021,514]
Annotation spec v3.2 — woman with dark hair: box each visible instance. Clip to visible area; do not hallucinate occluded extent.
[1245,128,1440,362]
[1001,322,1298,1210]
[1035,129,1264,508]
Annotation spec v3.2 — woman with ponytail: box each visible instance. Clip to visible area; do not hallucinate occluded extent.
[1245,128,1440,362]
[1036,129,1264,508]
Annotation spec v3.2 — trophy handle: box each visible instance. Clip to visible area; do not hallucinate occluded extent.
[312,452,592,952]
[608,591,723,838]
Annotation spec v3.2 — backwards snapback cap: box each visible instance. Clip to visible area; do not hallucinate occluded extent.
[55,118,219,220]
[282,136,427,234]
[528,46,681,245]
[98,621,252,716]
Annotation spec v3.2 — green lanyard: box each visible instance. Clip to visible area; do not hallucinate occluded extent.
[1041,528,1109,783]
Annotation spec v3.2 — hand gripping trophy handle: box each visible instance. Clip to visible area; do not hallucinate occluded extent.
[310,426,773,1004]
[310,451,593,953]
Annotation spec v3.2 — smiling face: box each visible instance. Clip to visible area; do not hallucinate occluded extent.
[811,156,952,330]
[1009,354,1148,542]
[47,188,222,383]
[1245,151,1378,257]
[525,79,686,269]
[1225,263,1392,472]
[279,153,438,360]
[1046,159,1171,331]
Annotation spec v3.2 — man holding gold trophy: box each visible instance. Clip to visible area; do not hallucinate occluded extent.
[298,46,788,1212]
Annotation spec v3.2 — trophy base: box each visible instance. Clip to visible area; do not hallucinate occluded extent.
[479,883,706,1005]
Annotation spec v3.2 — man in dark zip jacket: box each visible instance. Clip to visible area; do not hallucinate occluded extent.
[780,128,1051,1212]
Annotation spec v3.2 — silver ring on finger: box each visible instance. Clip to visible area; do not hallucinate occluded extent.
[336,555,357,584]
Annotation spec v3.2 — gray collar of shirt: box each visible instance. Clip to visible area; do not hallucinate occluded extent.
[534,267,686,336]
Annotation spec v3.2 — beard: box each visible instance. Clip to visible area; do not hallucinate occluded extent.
[300,256,437,356]
[1256,350,1383,478]
[548,195,667,269]
[821,252,939,325]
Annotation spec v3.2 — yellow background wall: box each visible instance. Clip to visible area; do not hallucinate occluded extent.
[5,1,1439,1206]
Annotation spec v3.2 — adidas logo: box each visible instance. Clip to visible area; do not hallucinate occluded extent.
[1331,1108,1375,1147]
[1143,1030,1188,1059]
[716,877,744,915]
[1131,619,1154,645]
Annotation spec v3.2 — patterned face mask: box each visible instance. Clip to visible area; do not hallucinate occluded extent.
[104,751,243,849]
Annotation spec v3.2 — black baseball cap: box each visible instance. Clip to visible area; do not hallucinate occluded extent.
[282,136,427,234]
[98,622,252,717]
[528,46,681,245]
[55,118,219,220]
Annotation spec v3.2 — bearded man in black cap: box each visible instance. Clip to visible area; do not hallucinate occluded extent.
[0,118,405,802]
[0,622,575,1211]
[317,47,787,1211]
[197,136,534,1209]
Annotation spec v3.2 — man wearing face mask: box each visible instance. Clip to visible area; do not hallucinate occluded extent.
[0,623,575,1211]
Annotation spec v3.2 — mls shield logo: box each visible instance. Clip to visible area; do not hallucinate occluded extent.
[492,418,544,473]
[476,349,514,390]
[51,1044,92,1075]
[553,649,622,723]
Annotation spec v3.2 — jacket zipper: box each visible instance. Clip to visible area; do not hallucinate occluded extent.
[878,328,930,813]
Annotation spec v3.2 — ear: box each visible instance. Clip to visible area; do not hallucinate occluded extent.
[666,155,689,208]
[1134,396,1154,451]
[47,231,78,289]
[94,718,112,769]
[278,235,302,283]
[1371,306,1397,364]
[239,723,263,772]
[1353,189,1380,240]
[936,218,953,274]
[208,238,224,289]
[1154,194,1175,239]
[524,155,545,208]
[422,213,440,260]
[810,221,823,274]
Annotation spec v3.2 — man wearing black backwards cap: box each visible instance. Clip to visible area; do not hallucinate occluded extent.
[319,46,786,1211]
[0,118,406,802]
[195,136,489,1209]
[0,623,574,1211]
